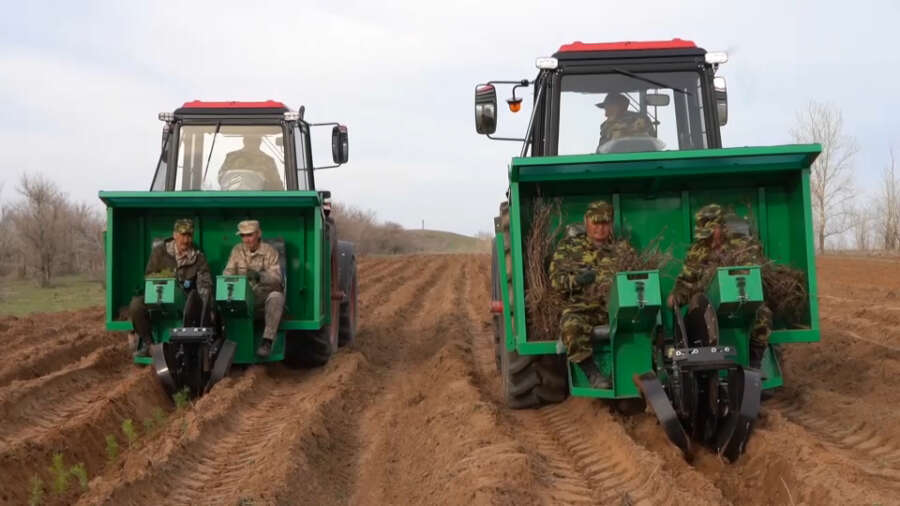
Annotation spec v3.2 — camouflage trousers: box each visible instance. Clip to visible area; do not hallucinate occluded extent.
[560,307,608,363]
[254,290,285,341]
[750,303,773,361]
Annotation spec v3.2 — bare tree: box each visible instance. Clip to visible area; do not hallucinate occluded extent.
[847,202,874,251]
[791,101,859,252]
[8,174,69,287]
[875,148,900,250]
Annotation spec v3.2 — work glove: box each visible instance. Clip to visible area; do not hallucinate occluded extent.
[574,269,597,286]
[246,269,261,283]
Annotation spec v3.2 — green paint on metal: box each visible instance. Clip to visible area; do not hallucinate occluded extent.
[509,183,530,347]
[510,144,822,182]
[801,169,821,335]
[101,190,327,351]
[99,191,320,208]
[497,143,822,399]
[757,187,769,255]
[494,234,515,351]
[707,267,764,321]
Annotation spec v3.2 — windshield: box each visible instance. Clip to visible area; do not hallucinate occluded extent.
[174,125,286,191]
[557,71,708,155]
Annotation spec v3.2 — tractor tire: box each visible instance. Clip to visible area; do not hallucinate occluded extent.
[500,346,568,409]
[284,313,338,368]
[284,239,341,368]
[338,264,358,347]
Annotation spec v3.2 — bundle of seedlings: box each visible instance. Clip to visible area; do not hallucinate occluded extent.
[524,198,564,340]
[702,243,808,325]
[761,263,808,325]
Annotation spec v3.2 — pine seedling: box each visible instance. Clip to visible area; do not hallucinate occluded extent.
[69,463,88,491]
[48,453,68,494]
[122,419,137,448]
[173,388,190,411]
[28,475,44,506]
[105,434,119,461]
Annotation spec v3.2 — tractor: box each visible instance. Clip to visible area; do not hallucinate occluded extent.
[476,40,821,461]
[100,100,358,397]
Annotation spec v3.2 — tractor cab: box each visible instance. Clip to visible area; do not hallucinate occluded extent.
[151,100,349,192]
[475,39,728,156]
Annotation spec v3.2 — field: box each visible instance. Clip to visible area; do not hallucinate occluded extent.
[1,254,898,505]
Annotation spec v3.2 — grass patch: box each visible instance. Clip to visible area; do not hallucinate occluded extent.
[0,274,104,316]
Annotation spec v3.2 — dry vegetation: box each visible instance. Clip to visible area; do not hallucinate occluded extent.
[0,175,104,287]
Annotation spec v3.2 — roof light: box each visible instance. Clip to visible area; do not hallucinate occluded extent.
[283,111,300,121]
[535,57,558,70]
[158,112,175,122]
[705,52,728,64]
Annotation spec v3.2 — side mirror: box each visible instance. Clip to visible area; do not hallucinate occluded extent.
[713,76,728,126]
[475,84,498,135]
[645,93,670,107]
[331,125,349,164]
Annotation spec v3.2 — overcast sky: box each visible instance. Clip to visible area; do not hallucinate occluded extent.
[1,0,897,235]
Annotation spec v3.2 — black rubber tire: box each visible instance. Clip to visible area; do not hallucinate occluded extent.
[500,346,568,409]
[338,265,357,347]
[284,241,340,369]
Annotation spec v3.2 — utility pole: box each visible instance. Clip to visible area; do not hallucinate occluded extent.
[421,219,424,230]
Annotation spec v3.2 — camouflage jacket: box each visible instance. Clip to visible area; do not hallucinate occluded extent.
[223,242,284,298]
[145,238,213,299]
[549,231,634,311]
[671,236,764,306]
[598,111,654,145]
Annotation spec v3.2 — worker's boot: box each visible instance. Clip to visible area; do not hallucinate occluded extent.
[256,338,273,358]
[579,359,612,389]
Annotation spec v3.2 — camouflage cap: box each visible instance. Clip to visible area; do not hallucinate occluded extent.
[694,204,726,240]
[236,220,261,236]
[173,219,194,235]
[584,201,613,223]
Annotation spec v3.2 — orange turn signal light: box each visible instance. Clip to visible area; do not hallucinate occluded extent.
[507,98,522,113]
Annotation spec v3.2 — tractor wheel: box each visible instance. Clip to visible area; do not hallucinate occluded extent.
[284,249,341,368]
[338,265,358,347]
[500,346,568,409]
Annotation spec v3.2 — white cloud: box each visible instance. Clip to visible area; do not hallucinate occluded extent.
[1,0,898,234]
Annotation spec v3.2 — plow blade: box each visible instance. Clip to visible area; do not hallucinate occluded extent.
[151,343,177,395]
[715,367,762,461]
[634,372,693,461]
[205,339,237,393]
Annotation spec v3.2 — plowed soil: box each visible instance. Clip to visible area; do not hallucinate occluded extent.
[2,254,899,505]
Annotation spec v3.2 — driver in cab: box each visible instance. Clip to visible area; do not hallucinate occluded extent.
[218,134,285,191]
[595,93,655,151]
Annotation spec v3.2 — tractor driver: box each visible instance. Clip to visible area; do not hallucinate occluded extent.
[223,220,285,358]
[667,204,773,369]
[595,93,655,151]
[549,201,635,389]
[218,134,285,191]
[129,219,214,357]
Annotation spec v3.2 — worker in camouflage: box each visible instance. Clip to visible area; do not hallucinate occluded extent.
[549,200,634,388]
[129,218,214,357]
[223,219,285,358]
[669,204,773,368]
[596,93,655,150]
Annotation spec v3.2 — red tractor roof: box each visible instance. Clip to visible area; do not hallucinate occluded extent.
[558,39,696,53]
[180,100,287,109]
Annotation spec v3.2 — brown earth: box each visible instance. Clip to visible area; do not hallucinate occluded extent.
[1,254,899,505]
